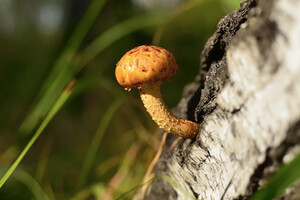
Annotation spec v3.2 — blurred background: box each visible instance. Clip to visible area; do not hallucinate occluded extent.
[0,0,240,199]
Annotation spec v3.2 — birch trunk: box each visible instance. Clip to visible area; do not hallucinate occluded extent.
[144,0,300,199]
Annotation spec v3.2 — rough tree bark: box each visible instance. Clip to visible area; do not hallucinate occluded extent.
[143,0,300,199]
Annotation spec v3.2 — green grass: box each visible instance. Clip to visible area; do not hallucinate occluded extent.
[13,169,50,200]
[0,80,75,188]
[251,152,300,200]
[19,0,108,135]
[77,98,126,188]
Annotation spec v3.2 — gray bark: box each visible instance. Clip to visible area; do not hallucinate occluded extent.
[144,0,300,199]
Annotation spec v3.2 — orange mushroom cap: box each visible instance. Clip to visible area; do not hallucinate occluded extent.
[115,45,178,88]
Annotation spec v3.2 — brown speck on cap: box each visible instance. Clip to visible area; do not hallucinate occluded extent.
[143,46,149,51]
[129,47,138,55]
[142,66,148,72]
[121,77,125,83]
[153,52,159,59]
[152,46,161,53]
[115,45,178,88]
[160,68,167,72]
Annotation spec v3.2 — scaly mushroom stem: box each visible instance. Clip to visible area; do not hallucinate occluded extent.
[139,82,198,138]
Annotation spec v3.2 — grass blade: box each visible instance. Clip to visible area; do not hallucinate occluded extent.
[114,175,196,200]
[251,153,300,200]
[77,98,126,188]
[0,80,76,188]
[20,0,107,134]
[152,0,212,45]
[14,169,50,200]
[70,76,122,100]
[78,12,165,69]
[100,143,140,199]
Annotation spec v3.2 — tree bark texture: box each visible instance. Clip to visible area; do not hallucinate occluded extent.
[144,0,300,199]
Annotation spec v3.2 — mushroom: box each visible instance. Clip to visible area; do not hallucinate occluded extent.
[115,45,198,138]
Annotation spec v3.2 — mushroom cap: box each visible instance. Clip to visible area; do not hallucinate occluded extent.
[115,45,178,88]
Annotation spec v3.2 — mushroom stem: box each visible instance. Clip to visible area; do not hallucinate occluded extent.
[139,83,198,138]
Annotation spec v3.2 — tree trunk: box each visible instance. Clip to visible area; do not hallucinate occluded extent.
[143,0,300,199]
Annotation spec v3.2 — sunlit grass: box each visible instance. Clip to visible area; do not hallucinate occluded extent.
[0,80,76,188]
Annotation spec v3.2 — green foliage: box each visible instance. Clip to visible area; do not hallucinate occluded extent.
[0,80,75,188]
[222,0,241,10]
[251,153,300,200]
[13,169,50,200]
[77,98,126,188]
[19,0,108,135]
